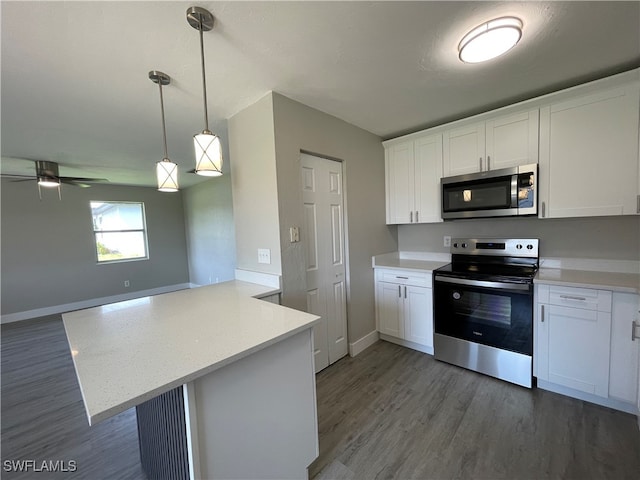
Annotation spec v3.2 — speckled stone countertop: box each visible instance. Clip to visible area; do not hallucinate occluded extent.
[372,252,449,272]
[63,281,320,425]
[535,268,640,294]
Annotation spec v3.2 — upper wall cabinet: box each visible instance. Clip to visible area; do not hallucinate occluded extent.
[443,110,539,177]
[386,133,443,224]
[539,83,640,218]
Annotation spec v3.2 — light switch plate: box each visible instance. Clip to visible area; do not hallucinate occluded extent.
[289,226,300,243]
[444,236,451,247]
[258,248,271,264]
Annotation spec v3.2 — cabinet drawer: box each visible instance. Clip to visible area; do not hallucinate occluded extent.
[377,269,432,287]
[548,286,612,312]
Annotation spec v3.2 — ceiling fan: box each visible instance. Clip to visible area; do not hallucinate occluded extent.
[2,160,109,188]
[2,160,109,199]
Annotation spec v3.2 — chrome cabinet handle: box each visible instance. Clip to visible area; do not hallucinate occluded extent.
[560,295,587,301]
[395,276,409,280]
[637,195,640,214]
[479,157,483,171]
[398,285,402,297]
[487,155,491,171]
[541,305,545,323]
[632,320,640,341]
[415,211,419,222]
[404,286,407,299]
[541,201,546,218]
[410,211,413,223]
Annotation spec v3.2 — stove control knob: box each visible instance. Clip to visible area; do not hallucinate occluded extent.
[516,244,523,249]
[453,242,458,248]
[461,243,467,249]
[527,244,533,250]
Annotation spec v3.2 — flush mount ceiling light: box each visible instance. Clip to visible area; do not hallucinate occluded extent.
[149,70,179,192]
[187,6,223,177]
[458,16,523,64]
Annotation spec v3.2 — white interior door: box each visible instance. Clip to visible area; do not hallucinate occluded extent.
[301,153,348,372]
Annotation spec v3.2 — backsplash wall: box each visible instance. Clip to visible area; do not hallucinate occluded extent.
[398,215,640,261]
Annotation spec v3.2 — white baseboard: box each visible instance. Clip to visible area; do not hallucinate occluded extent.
[348,330,379,357]
[1,283,192,324]
[537,379,638,415]
[379,334,434,355]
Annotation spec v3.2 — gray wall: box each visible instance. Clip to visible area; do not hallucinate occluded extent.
[1,179,190,316]
[398,215,640,260]
[228,93,282,275]
[271,92,397,343]
[182,175,236,286]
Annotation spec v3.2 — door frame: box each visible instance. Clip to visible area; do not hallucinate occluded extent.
[299,150,351,360]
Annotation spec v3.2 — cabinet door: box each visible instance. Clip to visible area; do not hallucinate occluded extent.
[414,134,443,223]
[539,84,640,218]
[485,110,539,170]
[404,285,433,348]
[544,304,611,397]
[386,142,414,224]
[376,281,403,338]
[609,293,639,404]
[443,122,486,176]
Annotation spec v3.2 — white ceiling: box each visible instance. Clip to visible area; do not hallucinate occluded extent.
[2,1,639,189]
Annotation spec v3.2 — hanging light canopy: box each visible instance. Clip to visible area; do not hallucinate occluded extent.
[149,70,179,192]
[187,6,223,177]
[458,17,523,64]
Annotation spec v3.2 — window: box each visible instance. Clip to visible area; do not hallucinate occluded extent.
[90,201,148,263]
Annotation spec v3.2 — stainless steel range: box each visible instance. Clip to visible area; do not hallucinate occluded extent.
[433,238,539,388]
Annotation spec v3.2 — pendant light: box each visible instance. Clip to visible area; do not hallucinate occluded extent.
[149,70,179,192]
[187,6,223,177]
[458,17,523,64]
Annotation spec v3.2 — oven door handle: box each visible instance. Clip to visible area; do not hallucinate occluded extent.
[434,275,531,292]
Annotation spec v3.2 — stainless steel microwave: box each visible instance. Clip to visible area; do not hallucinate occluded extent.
[441,163,537,219]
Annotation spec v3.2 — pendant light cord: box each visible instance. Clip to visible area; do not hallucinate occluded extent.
[158,82,169,159]
[198,15,209,132]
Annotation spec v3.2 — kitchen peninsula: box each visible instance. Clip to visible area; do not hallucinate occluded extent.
[63,280,320,480]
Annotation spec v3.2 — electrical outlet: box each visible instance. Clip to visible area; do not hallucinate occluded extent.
[124,280,130,287]
[258,248,271,264]
[444,236,451,247]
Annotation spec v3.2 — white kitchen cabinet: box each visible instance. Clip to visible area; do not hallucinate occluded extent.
[609,293,640,405]
[385,134,442,224]
[443,110,539,176]
[536,284,612,398]
[539,83,640,218]
[375,268,433,353]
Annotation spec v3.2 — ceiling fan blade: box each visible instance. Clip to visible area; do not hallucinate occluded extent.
[1,173,35,180]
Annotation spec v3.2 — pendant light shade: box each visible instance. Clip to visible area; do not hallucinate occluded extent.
[149,70,179,192]
[194,131,222,176]
[156,159,179,192]
[458,17,523,63]
[187,6,223,177]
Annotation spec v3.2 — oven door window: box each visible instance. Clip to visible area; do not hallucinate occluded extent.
[434,280,532,355]
[443,176,513,212]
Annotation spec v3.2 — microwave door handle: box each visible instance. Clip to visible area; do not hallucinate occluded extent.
[434,275,531,292]
[511,175,518,208]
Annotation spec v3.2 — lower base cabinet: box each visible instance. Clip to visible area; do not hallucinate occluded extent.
[535,284,639,414]
[375,268,433,354]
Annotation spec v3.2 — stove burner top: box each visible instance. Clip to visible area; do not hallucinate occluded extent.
[435,238,539,284]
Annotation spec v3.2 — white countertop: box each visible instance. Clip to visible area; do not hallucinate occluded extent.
[372,252,449,272]
[373,251,639,295]
[63,280,320,425]
[535,268,640,294]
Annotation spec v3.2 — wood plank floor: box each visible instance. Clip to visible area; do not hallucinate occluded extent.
[1,315,146,480]
[2,315,639,479]
[310,340,640,480]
